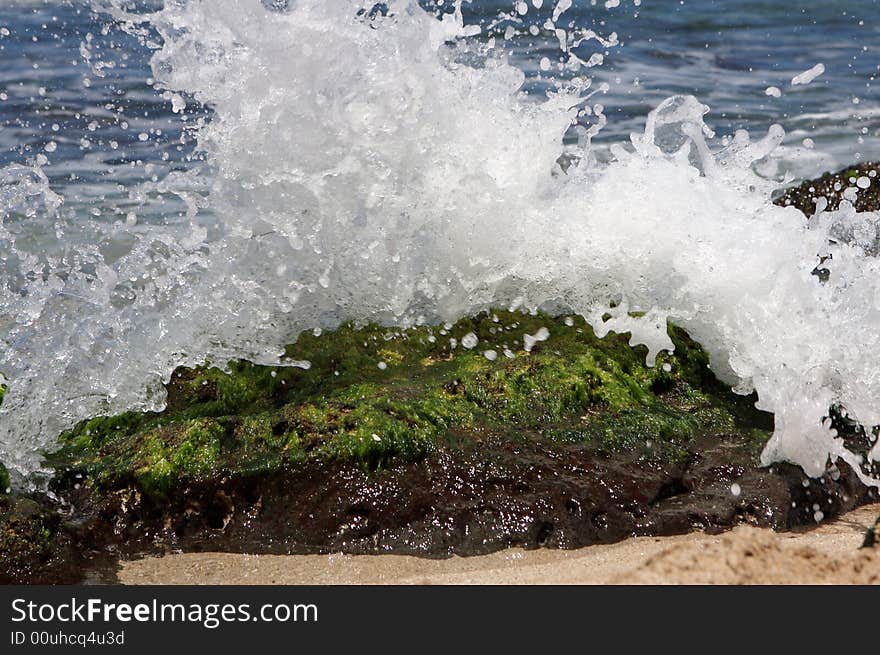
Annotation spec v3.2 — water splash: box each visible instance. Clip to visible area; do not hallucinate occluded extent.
[1,0,879,488]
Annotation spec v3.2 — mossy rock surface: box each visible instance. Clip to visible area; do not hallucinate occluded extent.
[49,312,766,502]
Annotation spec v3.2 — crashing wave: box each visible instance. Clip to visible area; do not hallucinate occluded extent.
[1,0,878,487]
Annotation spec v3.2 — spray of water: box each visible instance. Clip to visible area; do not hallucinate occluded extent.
[1,0,879,487]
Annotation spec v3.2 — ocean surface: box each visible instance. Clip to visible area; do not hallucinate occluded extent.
[1,0,877,208]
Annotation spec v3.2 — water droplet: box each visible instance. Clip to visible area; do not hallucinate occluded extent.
[461,332,478,349]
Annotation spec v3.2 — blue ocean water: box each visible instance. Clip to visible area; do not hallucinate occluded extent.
[0,0,877,209]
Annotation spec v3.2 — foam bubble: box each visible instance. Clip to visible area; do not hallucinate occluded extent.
[791,63,825,86]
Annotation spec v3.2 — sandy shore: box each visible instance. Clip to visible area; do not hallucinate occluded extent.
[118,503,880,585]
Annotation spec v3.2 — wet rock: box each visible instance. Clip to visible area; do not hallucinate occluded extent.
[0,494,75,584]
[7,311,876,581]
[775,161,880,216]
[52,430,876,564]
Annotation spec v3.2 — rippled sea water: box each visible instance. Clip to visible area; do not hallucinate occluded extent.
[2,0,877,204]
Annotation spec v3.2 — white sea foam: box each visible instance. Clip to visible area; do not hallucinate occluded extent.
[1,0,879,488]
[791,63,826,86]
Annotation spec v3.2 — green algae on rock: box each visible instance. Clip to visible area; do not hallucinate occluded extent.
[49,312,767,501]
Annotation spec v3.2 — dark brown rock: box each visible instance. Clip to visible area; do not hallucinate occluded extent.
[776,162,880,216]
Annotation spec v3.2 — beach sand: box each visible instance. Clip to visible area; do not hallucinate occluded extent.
[117,503,880,585]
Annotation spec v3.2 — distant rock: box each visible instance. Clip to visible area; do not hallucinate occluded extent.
[776,162,880,216]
